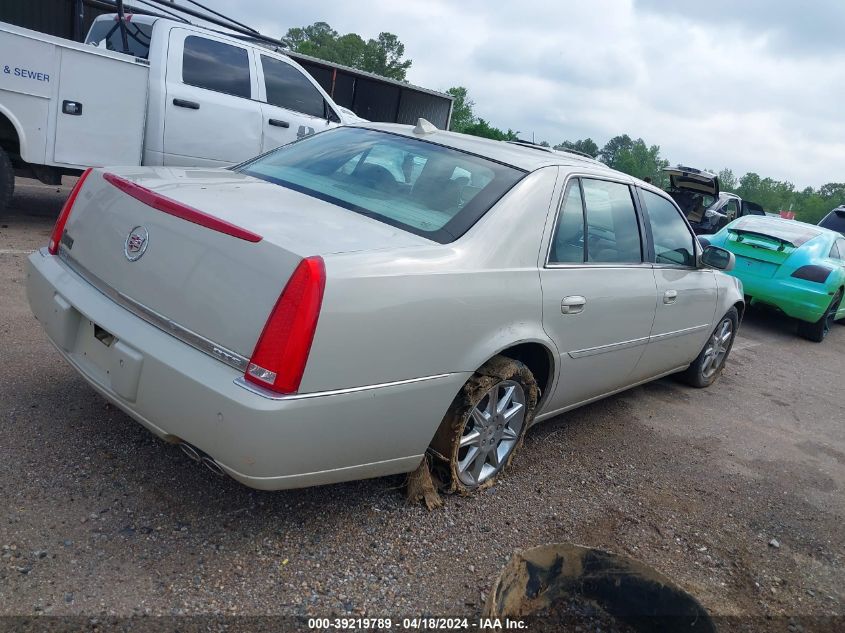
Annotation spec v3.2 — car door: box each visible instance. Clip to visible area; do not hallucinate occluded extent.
[634,187,718,377]
[256,53,339,153]
[540,175,658,410]
[163,30,262,165]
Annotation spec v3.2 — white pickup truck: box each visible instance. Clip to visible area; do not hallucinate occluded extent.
[0,13,351,211]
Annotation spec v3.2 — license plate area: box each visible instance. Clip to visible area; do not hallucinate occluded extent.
[735,256,777,278]
[70,319,144,402]
[93,323,116,347]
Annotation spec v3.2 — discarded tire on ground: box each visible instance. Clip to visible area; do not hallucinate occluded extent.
[484,543,716,633]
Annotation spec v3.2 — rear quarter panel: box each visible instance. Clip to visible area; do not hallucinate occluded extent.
[300,167,561,394]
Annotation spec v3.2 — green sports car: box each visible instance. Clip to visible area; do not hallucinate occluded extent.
[705,216,845,342]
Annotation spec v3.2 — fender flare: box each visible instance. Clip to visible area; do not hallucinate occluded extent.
[0,103,29,162]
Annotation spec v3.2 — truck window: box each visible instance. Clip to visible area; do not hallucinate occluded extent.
[86,20,153,58]
[182,36,250,98]
[260,55,326,118]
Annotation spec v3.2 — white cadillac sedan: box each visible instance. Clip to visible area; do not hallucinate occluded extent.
[27,122,743,492]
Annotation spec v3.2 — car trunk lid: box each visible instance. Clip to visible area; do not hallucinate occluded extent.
[57,167,430,364]
[664,166,720,197]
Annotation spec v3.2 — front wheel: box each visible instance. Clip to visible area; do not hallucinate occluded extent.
[430,355,538,493]
[680,307,739,388]
[797,291,842,342]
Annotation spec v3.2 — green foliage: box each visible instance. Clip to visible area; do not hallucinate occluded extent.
[553,138,599,158]
[284,22,411,80]
[460,118,519,141]
[706,168,844,222]
[717,168,738,192]
[597,135,669,187]
[446,87,475,133]
[444,87,518,140]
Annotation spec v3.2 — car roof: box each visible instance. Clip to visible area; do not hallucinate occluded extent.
[354,122,625,175]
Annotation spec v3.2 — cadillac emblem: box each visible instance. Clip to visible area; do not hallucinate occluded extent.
[124,226,149,261]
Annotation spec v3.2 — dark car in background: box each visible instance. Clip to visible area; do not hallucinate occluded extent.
[664,166,765,235]
[819,206,845,235]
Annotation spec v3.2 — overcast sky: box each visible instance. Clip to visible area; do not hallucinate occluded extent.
[197,0,843,188]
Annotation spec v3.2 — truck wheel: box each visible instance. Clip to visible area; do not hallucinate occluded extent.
[0,147,14,213]
[430,355,539,493]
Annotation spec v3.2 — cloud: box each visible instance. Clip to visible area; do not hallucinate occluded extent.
[197,0,844,188]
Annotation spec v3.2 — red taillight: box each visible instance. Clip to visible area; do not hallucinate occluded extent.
[103,172,262,243]
[49,168,92,255]
[245,257,326,394]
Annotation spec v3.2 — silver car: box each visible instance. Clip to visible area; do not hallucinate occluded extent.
[26,123,743,492]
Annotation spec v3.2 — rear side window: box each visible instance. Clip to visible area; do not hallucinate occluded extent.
[582,179,642,264]
[549,181,585,264]
[182,36,250,98]
[722,198,739,220]
[261,56,325,118]
[834,238,845,260]
[85,20,153,58]
[640,189,695,267]
[820,210,845,233]
[237,127,524,244]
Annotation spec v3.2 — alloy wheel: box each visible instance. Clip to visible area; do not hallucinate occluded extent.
[701,317,733,379]
[456,380,526,487]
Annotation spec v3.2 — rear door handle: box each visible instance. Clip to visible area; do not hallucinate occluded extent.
[173,98,200,110]
[561,296,586,314]
[663,289,678,304]
[268,119,290,128]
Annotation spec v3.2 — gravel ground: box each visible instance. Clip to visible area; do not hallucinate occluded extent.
[1,179,843,630]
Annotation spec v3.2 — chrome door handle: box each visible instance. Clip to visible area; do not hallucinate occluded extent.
[561,296,586,314]
[663,289,678,304]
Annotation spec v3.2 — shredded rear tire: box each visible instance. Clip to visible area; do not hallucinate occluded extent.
[430,355,538,494]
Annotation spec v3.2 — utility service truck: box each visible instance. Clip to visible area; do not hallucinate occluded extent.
[0,11,352,211]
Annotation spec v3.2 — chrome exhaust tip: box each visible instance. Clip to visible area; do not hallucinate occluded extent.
[179,442,202,463]
[179,441,227,478]
[201,456,226,477]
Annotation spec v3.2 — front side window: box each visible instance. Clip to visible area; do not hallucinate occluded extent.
[236,127,524,243]
[830,239,845,261]
[640,189,696,267]
[582,179,642,264]
[261,55,326,118]
[182,36,250,98]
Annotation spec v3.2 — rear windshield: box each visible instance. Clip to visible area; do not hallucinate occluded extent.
[730,216,821,247]
[819,209,845,233]
[236,127,525,243]
[86,19,153,58]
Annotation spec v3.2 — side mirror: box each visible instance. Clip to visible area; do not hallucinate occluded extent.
[701,245,735,271]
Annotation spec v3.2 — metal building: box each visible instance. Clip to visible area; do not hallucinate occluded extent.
[0,0,453,128]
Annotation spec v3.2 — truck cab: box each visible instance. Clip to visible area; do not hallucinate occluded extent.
[0,12,347,210]
[85,14,343,167]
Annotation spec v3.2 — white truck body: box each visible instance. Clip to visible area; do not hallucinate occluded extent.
[0,22,149,170]
[0,14,347,194]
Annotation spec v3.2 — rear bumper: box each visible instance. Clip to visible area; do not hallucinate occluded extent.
[733,272,833,323]
[26,249,468,490]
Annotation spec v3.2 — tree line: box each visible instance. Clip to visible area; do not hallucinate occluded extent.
[284,23,842,223]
